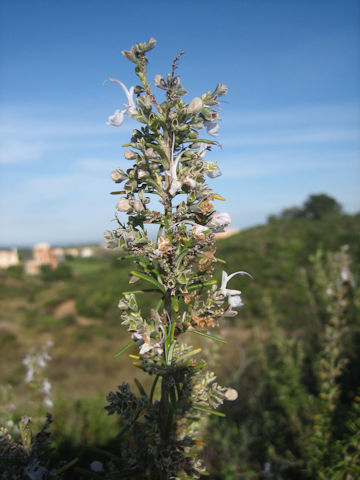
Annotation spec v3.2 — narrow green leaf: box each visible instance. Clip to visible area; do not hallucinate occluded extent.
[193,405,226,417]
[169,386,177,409]
[171,295,179,312]
[188,328,227,344]
[113,339,136,358]
[183,138,217,145]
[134,378,148,397]
[130,270,164,292]
[167,340,176,364]
[110,191,125,195]
[178,348,202,361]
[121,289,151,295]
[188,280,217,291]
[214,256,227,264]
[150,374,159,403]
[155,298,163,311]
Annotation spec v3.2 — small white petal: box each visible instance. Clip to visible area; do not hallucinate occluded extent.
[207,167,222,178]
[228,295,243,308]
[208,211,231,230]
[106,109,125,127]
[139,342,153,355]
[204,121,220,137]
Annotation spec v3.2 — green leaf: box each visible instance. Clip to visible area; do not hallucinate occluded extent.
[193,405,226,417]
[121,289,155,295]
[183,138,217,145]
[188,328,227,344]
[167,340,176,364]
[113,339,136,358]
[188,280,217,291]
[214,256,227,264]
[130,270,165,292]
[155,298,163,311]
[134,378,148,397]
[178,347,202,361]
[150,374,160,403]
[171,295,179,312]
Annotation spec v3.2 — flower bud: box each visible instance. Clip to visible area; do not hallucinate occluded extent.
[187,97,203,115]
[133,200,145,213]
[137,169,148,180]
[145,147,154,157]
[116,198,131,212]
[110,169,127,183]
[124,179,137,192]
[104,230,112,240]
[212,83,228,97]
[183,177,197,189]
[224,388,238,401]
[154,74,166,89]
[124,149,137,160]
[207,211,231,230]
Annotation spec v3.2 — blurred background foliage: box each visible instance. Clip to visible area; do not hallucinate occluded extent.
[1,197,359,478]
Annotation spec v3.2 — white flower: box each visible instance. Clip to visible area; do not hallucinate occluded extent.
[133,332,163,355]
[220,270,253,311]
[207,211,231,231]
[228,294,243,308]
[207,167,222,178]
[90,461,104,472]
[43,397,53,408]
[42,378,51,395]
[204,121,220,137]
[105,78,137,127]
[116,198,131,212]
[187,97,203,115]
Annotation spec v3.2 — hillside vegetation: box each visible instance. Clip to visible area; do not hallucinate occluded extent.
[1,212,359,478]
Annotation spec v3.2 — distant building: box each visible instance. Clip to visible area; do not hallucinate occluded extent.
[0,248,20,269]
[80,247,94,258]
[215,228,240,240]
[65,248,79,258]
[25,242,59,275]
[52,248,65,262]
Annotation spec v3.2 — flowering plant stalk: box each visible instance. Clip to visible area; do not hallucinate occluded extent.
[103,38,249,480]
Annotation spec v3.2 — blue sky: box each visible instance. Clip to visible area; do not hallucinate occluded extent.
[1,0,359,246]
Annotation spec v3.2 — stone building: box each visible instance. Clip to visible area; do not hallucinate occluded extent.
[25,242,59,275]
[0,248,20,269]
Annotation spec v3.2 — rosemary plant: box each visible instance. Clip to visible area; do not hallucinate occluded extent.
[103,38,248,479]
